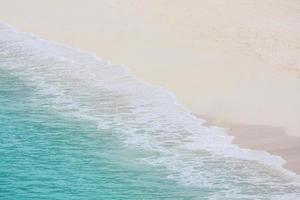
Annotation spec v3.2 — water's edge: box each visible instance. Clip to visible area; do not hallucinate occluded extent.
[0,21,297,177]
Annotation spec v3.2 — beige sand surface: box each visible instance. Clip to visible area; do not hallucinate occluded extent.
[0,0,299,172]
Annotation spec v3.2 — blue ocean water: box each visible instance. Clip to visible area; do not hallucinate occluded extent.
[0,23,300,199]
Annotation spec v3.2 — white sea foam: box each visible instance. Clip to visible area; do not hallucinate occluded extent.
[1,22,299,198]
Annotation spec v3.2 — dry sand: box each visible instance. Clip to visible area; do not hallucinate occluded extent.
[0,0,299,173]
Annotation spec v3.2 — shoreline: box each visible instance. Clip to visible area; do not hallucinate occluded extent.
[1,0,299,174]
[2,21,299,176]
[1,1,299,138]
[198,114,300,175]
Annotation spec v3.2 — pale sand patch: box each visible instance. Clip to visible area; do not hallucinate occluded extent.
[0,0,299,172]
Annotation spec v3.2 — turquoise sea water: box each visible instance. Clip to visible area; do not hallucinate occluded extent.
[0,23,300,199]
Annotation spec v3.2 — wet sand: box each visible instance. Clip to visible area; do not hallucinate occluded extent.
[199,114,300,174]
[230,124,300,174]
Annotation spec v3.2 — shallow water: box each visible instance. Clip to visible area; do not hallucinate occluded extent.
[0,23,299,199]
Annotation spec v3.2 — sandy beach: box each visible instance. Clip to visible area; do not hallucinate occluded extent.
[1,0,299,173]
